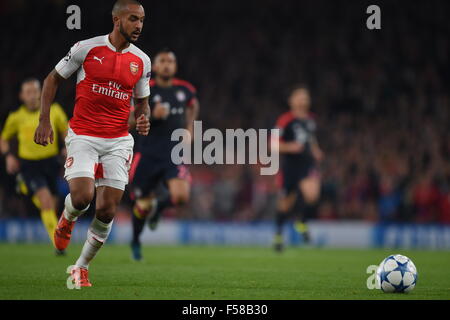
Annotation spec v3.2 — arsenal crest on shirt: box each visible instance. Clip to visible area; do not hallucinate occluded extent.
[65,156,74,168]
[130,62,139,75]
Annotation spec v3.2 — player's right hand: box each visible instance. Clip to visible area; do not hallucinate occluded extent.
[152,102,170,119]
[136,114,150,136]
[34,120,54,146]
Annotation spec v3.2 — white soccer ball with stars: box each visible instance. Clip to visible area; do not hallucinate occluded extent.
[376,254,418,293]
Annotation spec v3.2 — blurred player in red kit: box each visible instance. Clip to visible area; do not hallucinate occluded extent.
[34,0,150,287]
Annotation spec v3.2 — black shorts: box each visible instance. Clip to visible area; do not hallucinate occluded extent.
[129,152,191,199]
[277,162,319,194]
[19,156,60,195]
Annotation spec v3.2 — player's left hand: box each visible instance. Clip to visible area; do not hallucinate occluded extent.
[136,114,150,135]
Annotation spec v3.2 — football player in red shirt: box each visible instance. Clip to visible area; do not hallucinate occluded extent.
[34,0,150,287]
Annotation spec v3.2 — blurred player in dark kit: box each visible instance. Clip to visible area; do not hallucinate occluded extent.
[129,49,199,261]
[272,85,324,252]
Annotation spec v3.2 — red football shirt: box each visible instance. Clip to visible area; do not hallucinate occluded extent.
[55,34,151,138]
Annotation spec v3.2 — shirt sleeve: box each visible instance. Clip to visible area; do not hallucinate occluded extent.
[186,84,197,107]
[55,41,86,79]
[1,112,18,141]
[273,118,288,142]
[133,55,152,99]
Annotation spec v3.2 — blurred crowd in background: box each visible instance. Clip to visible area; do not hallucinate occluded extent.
[0,0,449,224]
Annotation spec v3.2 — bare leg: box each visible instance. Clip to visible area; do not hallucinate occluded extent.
[148,178,190,229]
[274,192,297,252]
[75,186,123,269]
[64,177,95,221]
[295,175,321,242]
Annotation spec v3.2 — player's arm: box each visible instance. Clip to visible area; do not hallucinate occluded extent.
[152,102,170,119]
[0,138,10,155]
[185,97,200,142]
[35,41,86,146]
[0,138,20,175]
[134,97,150,136]
[34,70,65,146]
[270,115,304,154]
[270,125,303,154]
[310,136,324,162]
[276,140,304,154]
[1,113,20,174]
[56,106,69,141]
[54,103,69,158]
[128,99,151,132]
[132,55,151,135]
[128,110,136,129]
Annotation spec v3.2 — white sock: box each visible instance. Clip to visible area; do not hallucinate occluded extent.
[75,217,113,269]
[63,194,90,222]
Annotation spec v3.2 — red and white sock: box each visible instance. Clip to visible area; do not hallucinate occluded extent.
[63,194,90,222]
[75,217,113,269]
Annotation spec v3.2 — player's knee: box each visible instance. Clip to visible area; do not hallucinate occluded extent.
[95,204,116,224]
[71,192,93,211]
[303,191,320,204]
[68,178,95,210]
[35,188,53,209]
[39,196,53,210]
[136,197,153,211]
[168,181,190,205]
[277,199,291,213]
[300,180,321,204]
[171,192,189,206]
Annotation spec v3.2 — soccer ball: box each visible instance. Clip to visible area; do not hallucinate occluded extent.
[376,254,418,293]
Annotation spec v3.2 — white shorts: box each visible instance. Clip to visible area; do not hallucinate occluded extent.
[64,127,134,191]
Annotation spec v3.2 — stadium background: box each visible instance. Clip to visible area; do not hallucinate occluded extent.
[0,0,449,248]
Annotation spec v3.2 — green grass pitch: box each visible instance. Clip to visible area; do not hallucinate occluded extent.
[0,243,449,299]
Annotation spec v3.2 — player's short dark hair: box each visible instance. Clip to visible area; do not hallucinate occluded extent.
[21,77,40,88]
[289,83,310,94]
[112,0,142,16]
[286,83,310,99]
[155,48,177,60]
